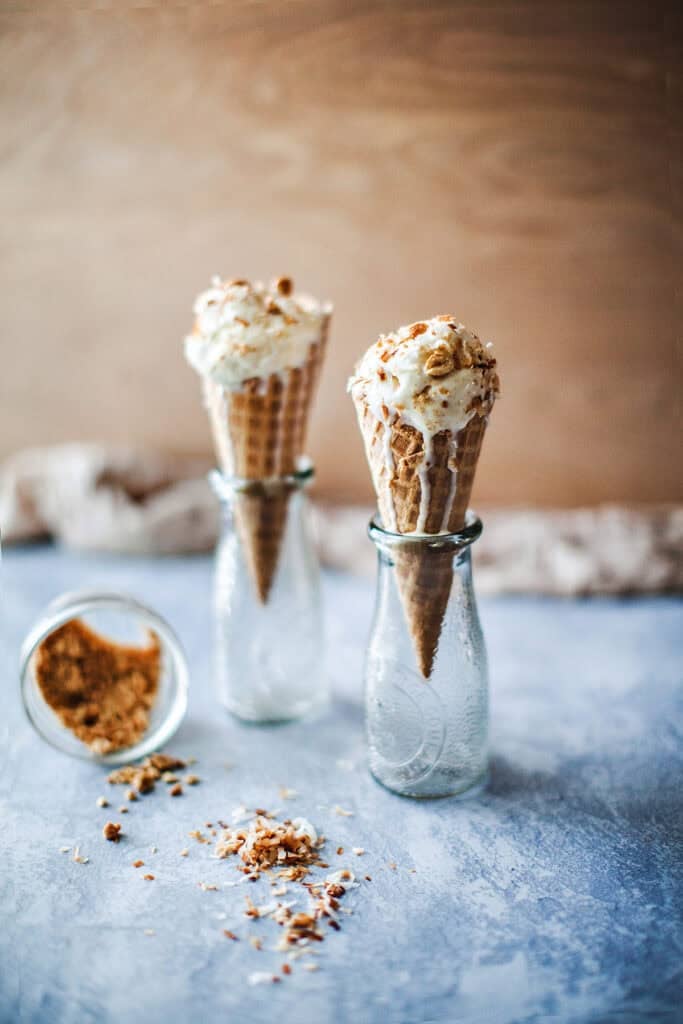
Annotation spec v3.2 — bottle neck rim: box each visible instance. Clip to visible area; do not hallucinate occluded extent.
[209,458,314,500]
[368,511,483,551]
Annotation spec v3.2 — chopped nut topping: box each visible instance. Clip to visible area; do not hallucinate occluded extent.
[424,345,455,378]
[274,276,293,296]
[103,822,122,842]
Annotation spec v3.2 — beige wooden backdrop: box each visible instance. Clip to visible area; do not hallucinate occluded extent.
[1,1,680,506]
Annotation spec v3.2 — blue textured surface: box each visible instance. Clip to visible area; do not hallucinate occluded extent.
[1,546,682,1024]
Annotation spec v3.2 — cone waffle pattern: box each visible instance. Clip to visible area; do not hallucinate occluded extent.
[357,403,487,676]
[205,317,329,602]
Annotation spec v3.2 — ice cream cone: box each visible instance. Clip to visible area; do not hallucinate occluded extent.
[350,316,498,677]
[204,328,328,601]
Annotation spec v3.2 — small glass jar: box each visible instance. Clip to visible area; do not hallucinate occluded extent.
[210,460,326,722]
[365,514,489,798]
[20,590,189,764]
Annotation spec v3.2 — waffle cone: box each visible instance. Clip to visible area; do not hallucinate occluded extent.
[357,402,487,676]
[205,316,329,601]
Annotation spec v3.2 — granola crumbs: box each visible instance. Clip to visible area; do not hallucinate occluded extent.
[107,753,186,795]
[34,619,161,754]
[103,821,122,842]
[126,790,138,802]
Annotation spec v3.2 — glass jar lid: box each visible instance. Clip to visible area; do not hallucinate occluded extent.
[20,589,189,765]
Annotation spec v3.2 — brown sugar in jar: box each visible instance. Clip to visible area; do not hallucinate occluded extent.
[34,619,161,755]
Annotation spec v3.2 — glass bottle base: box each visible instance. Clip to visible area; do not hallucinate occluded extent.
[220,692,329,726]
[368,763,489,800]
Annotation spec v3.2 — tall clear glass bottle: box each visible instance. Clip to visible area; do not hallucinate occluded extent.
[365,514,488,798]
[210,463,326,723]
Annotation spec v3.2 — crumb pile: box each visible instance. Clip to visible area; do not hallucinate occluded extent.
[211,811,361,967]
[34,618,161,754]
[107,753,193,796]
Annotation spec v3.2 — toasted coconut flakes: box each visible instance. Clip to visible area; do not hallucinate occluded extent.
[279,786,297,800]
[96,797,109,808]
[223,929,238,941]
[180,849,189,857]
[133,860,144,868]
[185,775,200,786]
[126,790,138,802]
[119,807,129,814]
[169,784,183,797]
[143,874,155,881]
[189,830,209,843]
[303,962,320,972]
[103,821,122,842]
[337,847,344,855]
[150,846,158,854]
[249,937,263,951]
[72,846,89,864]
[59,846,71,854]
[332,805,354,817]
[199,882,219,891]
[248,971,273,985]
[388,862,397,870]
[161,771,178,783]
[352,847,365,856]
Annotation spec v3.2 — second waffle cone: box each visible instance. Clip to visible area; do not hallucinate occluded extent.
[205,326,328,602]
[359,404,487,676]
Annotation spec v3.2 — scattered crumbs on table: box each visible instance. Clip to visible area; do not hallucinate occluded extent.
[333,805,354,817]
[223,929,239,941]
[59,846,71,854]
[96,796,109,808]
[144,929,155,936]
[180,848,189,857]
[133,860,144,868]
[387,862,397,870]
[279,786,298,800]
[199,882,219,891]
[161,771,179,784]
[248,971,274,985]
[282,963,291,975]
[102,821,122,842]
[365,875,372,882]
[185,775,200,786]
[352,847,365,856]
[150,846,158,854]
[72,846,89,864]
[126,789,138,802]
[170,784,183,797]
[249,936,263,951]
[119,806,129,814]
[337,846,344,855]
[303,962,319,972]
[143,874,155,881]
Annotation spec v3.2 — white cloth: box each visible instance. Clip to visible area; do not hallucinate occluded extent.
[1,445,681,594]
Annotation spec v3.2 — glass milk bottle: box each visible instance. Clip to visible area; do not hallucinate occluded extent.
[364,514,488,798]
[209,462,326,722]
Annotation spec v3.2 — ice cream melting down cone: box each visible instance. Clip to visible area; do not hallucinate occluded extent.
[349,316,499,676]
[185,276,331,601]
